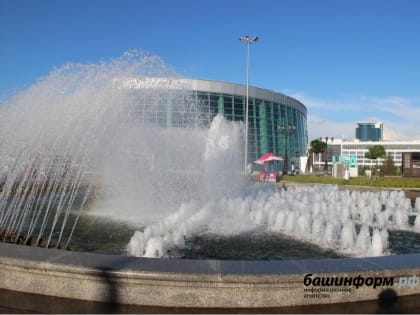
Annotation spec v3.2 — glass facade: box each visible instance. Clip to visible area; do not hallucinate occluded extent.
[355,123,383,142]
[191,91,307,168]
[125,78,308,171]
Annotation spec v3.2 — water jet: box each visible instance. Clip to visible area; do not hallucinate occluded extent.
[1,51,420,311]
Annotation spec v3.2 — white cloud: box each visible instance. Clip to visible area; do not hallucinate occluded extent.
[287,91,420,142]
[288,92,367,113]
[363,95,420,123]
[381,120,420,141]
[307,114,355,141]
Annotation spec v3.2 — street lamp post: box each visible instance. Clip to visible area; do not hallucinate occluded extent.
[278,124,296,174]
[239,35,258,173]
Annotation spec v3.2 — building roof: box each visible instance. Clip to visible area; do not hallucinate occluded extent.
[115,77,307,115]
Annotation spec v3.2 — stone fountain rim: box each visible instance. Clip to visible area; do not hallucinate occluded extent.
[2,242,420,309]
[1,242,420,275]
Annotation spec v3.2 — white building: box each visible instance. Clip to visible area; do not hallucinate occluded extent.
[312,138,420,170]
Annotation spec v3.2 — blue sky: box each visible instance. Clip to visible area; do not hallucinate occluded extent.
[1,0,420,140]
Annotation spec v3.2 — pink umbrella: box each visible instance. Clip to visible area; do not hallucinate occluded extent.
[253,153,284,165]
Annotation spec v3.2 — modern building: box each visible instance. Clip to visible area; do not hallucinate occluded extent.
[355,122,383,142]
[119,77,308,171]
[313,139,420,176]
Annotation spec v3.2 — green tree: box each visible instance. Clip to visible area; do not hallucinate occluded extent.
[365,144,386,176]
[383,155,397,176]
[365,145,386,160]
[309,139,327,172]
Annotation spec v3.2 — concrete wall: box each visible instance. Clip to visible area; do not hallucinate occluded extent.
[1,243,420,309]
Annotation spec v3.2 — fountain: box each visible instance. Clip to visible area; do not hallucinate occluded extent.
[1,50,420,311]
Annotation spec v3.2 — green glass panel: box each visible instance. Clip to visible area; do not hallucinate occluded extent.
[218,95,224,114]
[258,101,268,155]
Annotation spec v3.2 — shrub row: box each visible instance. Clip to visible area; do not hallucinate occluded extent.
[282,175,420,189]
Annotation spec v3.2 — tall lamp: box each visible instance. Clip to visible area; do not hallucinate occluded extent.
[239,35,259,173]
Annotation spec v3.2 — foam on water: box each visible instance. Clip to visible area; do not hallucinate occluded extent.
[128,181,419,258]
[127,114,418,259]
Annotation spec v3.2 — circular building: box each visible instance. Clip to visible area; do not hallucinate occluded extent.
[119,77,308,171]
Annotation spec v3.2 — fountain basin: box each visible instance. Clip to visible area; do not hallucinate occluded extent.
[1,242,420,309]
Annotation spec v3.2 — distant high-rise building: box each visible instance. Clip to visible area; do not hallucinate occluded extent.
[355,122,383,142]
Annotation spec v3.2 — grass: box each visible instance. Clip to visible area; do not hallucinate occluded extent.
[282,174,420,189]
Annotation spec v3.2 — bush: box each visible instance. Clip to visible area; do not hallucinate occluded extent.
[282,174,420,188]
[383,155,398,176]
